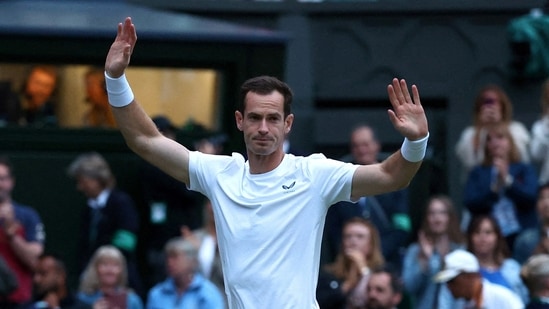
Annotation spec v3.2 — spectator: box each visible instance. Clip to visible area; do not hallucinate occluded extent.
[520,254,549,308]
[77,245,143,309]
[82,67,116,128]
[0,155,45,308]
[140,115,204,289]
[434,249,523,309]
[365,267,403,309]
[67,152,143,298]
[463,122,538,249]
[466,215,528,302]
[325,125,411,270]
[402,194,463,309]
[181,199,225,305]
[455,85,530,175]
[20,253,91,309]
[530,79,549,185]
[514,183,549,264]
[317,217,385,309]
[146,237,225,309]
[16,65,58,127]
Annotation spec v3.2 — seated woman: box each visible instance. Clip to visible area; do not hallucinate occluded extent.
[402,195,464,309]
[463,122,538,249]
[466,215,528,303]
[77,245,144,309]
[317,217,384,309]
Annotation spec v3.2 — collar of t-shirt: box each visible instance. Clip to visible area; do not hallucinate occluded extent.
[87,189,111,209]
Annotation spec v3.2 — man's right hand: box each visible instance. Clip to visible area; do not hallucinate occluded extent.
[105,17,137,78]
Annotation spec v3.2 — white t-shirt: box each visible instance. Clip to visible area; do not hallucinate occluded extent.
[189,152,358,309]
[462,279,524,309]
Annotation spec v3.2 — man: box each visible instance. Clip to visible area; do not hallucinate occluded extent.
[66,152,143,298]
[17,65,58,127]
[365,268,403,309]
[20,253,91,309]
[434,249,523,309]
[82,67,116,128]
[0,155,45,308]
[325,125,411,268]
[520,254,549,308]
[147,237,225,309]
[104,17,429,308]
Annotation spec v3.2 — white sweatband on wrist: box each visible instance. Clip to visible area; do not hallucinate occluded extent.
[401,132,429,162]
[105,72,134,107]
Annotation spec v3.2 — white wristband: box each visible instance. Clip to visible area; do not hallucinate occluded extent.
[401,132,429,162]
[105,72,134,107]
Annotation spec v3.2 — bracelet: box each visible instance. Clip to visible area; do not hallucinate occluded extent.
[104,72,134,107]
[401,132,429,162]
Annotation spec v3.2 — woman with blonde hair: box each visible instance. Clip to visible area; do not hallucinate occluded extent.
[317,217,384,309]
[464,123,538,248]
[77,245,143,309]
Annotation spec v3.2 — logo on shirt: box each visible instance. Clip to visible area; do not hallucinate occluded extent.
[282,181,296,190]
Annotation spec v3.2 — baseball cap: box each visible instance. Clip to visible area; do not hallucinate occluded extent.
[433,249,479,283]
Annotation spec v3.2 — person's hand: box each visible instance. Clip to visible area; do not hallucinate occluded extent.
[180,225,201,249]
[93,298,109,309]
[479,105,500,124]
[105,17,137,78]
[0,204,17,236]
[493,157,509,183]
[344,248,368,271]
[387,78,429,140]
[418,230,433,259]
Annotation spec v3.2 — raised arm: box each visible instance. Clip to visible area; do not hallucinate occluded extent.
[105,17,191,184]
[351,78,429,199]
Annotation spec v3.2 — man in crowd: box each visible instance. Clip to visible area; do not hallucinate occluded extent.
[325,125,411,269]
[365,268,403,309]
[0,155,45,308]
[20,253,91,309]
[434,249,523,309]
[521,254,549,308]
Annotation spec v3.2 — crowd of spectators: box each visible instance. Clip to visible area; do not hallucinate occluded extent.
[2,72,549,309]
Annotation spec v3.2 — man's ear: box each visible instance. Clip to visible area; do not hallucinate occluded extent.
[285,113,294,134]
[235,110,243,131]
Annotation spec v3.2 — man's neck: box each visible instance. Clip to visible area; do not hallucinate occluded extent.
[175,272,194,294]
[476,253,498,269]
[247,149,285,174]
[0,199,12,207]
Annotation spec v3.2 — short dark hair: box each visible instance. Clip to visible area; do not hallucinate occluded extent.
[38,252,67,275]
[239,76,293,117]
[370,265,404,295]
